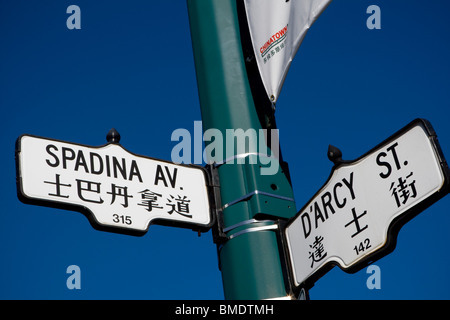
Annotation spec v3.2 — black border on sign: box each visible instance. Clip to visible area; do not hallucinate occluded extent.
[281,118,450,293]
[15,134,216,237]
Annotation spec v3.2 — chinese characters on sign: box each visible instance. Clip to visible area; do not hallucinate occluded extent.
[285,120,448,288]
[376,142,418,208]
[308,235,327,268]
[43,173,193,218]
[16,135,212,234]
[390,173,417,208]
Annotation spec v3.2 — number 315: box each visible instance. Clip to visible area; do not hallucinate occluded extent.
[112,214,132,225]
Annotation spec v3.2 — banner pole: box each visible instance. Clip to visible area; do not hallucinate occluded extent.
[187,0,298,299]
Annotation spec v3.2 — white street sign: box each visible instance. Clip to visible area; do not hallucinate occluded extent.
[285,119,449,288]
[16,135,213,235]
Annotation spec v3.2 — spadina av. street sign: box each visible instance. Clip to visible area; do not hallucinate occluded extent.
[15,130,213,235]
[284,119,449,289]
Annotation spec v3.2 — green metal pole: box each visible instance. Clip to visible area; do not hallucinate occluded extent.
[187,0,297,300]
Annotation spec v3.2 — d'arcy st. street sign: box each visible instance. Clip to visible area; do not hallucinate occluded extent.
[15,132,213,235]
[284,119,449,289]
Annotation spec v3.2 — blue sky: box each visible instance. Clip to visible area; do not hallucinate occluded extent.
[1,0,449,299]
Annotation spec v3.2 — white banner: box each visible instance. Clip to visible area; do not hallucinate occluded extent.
[244,0,332,103]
